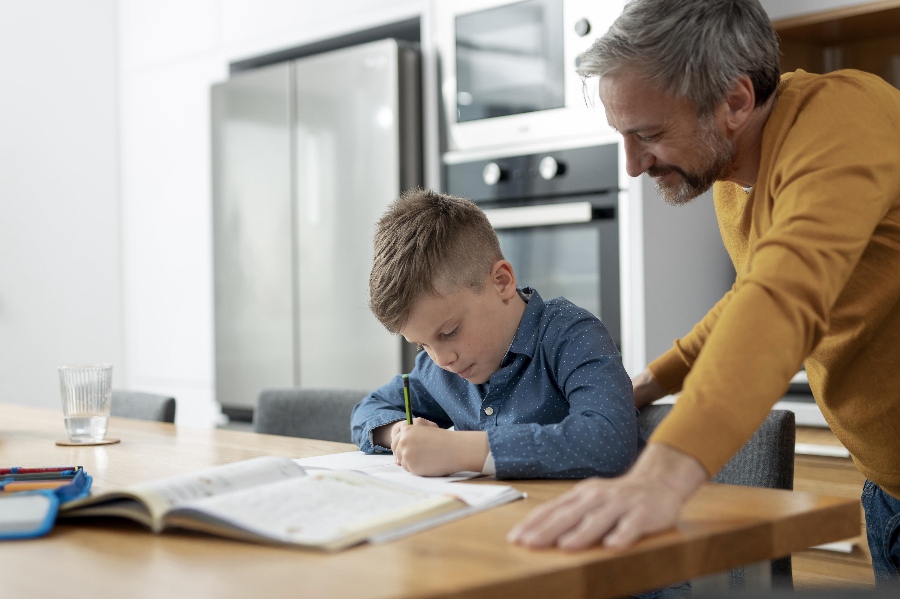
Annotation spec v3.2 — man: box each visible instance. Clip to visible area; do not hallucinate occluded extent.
[506,0,900,585]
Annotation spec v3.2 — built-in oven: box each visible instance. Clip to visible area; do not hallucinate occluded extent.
[434,0,623,153]
[445,143,620,346]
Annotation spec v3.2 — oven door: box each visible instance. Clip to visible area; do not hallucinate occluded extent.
[482,197,620,347]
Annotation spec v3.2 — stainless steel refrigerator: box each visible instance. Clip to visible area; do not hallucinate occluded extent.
[211,39,421,413]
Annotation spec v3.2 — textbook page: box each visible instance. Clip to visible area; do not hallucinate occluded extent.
[63,456,304,531]
[163,469,465,550]
[366,477,525,544]
[294,453,525,545]
[294,451,481,483]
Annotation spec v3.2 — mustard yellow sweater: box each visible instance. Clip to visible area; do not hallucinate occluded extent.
[649,69,900,498]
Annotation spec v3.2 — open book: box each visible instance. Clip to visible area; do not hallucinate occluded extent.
[293,451,526,544]
[59,456,522,551]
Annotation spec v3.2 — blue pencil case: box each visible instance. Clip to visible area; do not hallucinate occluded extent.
[0,468,92,540]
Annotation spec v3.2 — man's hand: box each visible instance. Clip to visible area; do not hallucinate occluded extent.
[632,369,668,409]
[392,424,489,477]
[507,443,707,550]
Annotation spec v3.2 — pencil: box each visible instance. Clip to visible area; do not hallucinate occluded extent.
[403,374,413,425]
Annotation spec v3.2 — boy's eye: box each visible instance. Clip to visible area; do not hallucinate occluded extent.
[441,327,458,340]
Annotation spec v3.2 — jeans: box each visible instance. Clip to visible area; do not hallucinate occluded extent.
[862,479,900,585]
[633,581,691,599]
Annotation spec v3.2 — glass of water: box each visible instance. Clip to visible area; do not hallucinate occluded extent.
[58,364,112,443]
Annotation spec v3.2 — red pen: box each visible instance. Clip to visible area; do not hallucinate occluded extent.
[0,466,81,475]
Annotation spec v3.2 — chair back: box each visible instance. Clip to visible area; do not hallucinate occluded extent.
[254,388,368,443]
[640,403,796,589]
[111,390,176,423]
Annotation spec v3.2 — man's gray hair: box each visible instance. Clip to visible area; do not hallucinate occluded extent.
[578,0,780,116]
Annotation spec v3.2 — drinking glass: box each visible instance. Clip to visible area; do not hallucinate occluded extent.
[58,364,112,443]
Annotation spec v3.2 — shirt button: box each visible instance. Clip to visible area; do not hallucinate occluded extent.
[484,407,494,416]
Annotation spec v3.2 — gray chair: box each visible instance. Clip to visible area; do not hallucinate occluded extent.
[640,404,796,590]
[110,390,176,423]
[253,388,368,443]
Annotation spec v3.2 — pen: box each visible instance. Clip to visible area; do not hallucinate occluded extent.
[403,374,413,425]
[1,470,79,481]
[0,466,80,475]
[0,470,77,484]
[0,480,73,493]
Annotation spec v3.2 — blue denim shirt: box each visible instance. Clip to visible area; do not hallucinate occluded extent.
[350,289,644,479]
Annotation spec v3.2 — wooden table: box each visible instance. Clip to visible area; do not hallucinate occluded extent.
[0,403,859,599]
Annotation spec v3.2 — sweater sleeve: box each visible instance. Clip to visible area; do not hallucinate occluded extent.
[651,73,900,476]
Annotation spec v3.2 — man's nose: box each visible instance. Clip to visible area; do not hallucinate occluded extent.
[623,137,653,177]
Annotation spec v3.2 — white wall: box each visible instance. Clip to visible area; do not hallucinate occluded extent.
[118,0,426,427]
[0,2,123,411]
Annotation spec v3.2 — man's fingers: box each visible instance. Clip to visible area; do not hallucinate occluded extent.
[555,499,626,550]
[508,480,610,547]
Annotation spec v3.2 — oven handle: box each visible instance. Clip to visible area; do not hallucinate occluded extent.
[483,202,613,230]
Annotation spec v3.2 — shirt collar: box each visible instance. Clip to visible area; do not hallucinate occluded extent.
[503,287,544,363]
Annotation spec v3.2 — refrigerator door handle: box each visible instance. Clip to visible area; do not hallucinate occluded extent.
[483,201,613,230]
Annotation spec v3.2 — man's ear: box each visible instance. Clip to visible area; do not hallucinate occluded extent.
[721,74,756,132]
[490,260,518,299]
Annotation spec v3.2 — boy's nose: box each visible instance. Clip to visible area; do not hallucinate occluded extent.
[433,348,457,369]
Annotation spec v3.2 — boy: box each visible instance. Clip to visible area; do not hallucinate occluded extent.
[351,188,643,479]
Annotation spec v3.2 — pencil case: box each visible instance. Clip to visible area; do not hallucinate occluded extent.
[0,468,92,540]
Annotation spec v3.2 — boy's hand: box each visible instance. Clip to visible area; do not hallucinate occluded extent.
[388,417,438,450]
[372,418,435,448]
[393,427,489,477]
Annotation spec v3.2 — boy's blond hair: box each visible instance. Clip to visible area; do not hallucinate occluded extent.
[369,188,504,334]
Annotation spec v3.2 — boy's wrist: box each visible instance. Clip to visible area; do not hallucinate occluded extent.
[454,431,490,472]
[372,420,402,448]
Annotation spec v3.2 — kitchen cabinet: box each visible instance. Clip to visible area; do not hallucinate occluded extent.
[772,0,900,86]
[792,427,875,589]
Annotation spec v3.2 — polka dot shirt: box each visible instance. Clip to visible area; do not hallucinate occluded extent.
[351,288,645,479]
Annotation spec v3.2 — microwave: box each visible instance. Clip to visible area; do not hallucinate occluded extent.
[434,0,624,154]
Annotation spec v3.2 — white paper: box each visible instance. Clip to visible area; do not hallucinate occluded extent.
[294,451,482,483]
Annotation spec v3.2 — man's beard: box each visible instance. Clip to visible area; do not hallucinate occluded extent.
[648,117,735,206]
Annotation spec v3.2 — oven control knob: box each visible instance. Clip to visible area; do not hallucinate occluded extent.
[574,18,591,37]
[482,162,507,186]
[539,156,564,180]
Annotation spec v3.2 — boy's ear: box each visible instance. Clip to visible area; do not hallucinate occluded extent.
[490,260,518,299]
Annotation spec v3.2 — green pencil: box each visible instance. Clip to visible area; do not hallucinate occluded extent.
[403,374,413,425]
